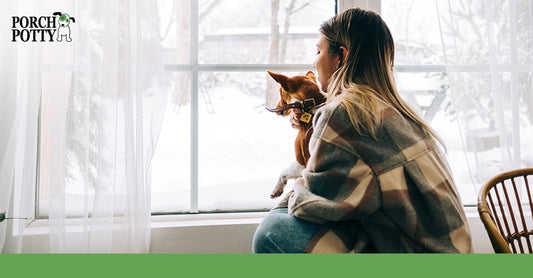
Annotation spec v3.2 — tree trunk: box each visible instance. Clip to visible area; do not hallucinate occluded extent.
[279,0,296,64]
[266,0,280,108]
[172,0,191,109]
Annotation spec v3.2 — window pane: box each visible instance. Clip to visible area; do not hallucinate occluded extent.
[198,0,334,64]
[197,71,297,211]
[39,70,111,216]
[382,0,444,65]
[151,72,191,213]
[39,71,81,216]
[159,0,191,64]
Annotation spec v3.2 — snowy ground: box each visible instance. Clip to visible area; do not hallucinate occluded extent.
[151,81,296,213]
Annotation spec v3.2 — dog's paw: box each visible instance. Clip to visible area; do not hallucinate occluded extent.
[270,189,284,199]
[270,176,288,199]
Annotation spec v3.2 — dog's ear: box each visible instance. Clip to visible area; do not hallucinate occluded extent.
[267,71,290,91]
[53,12,62,17]
[305,71,317,82]
[70,17,75,23]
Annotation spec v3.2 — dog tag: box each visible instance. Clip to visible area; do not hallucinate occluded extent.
[300,112,312,123]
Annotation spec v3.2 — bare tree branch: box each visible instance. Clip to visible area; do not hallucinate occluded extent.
[199,0,223,22]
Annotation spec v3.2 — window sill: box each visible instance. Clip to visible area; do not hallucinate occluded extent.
[24,211,268,234]
[150,211,267,228]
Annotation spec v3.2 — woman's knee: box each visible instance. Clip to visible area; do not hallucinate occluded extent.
[252,208,321,253]
[253,211,287,253]
[253,229,281,253]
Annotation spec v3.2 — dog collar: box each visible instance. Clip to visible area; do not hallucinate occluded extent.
[266,97,326,114]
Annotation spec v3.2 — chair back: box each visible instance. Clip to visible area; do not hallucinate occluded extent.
[477,168,533,253]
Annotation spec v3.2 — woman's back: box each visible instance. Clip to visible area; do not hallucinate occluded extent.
[290,99,473,253]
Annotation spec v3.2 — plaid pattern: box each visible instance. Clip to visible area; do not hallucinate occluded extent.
[286,100,473,253]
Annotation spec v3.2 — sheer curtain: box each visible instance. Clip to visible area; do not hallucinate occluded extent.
[1,0,168,253]
[436,0,533,197]
[0,3,41,253]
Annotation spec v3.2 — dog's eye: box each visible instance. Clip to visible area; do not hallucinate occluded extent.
[315,51,320,55]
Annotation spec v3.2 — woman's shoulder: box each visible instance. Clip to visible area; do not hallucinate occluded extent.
[315,99,344,115]
[311,100,358,146]
[313,101,350,129]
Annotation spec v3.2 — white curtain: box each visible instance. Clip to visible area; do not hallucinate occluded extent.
[1,0,168,253]
[436,0,533,195]
[0,3,41,252]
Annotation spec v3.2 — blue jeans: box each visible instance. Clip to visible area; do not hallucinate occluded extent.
[253,208,322,253]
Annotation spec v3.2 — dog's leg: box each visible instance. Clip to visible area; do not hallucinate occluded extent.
[271,161,305,198]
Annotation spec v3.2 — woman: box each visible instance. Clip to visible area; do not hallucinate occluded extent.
[253,8,473,253]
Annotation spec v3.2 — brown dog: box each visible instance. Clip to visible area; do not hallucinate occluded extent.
[267,70,326,198]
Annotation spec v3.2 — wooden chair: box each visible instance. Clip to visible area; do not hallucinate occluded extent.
[477,168,533,253]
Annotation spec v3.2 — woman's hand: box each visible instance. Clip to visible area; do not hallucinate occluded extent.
[290,108,303,129]
[276,190,294,209]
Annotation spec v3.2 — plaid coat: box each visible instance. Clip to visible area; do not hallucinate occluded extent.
[285,100,473,253]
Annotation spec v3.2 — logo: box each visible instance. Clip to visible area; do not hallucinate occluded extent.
[11,12,75,42]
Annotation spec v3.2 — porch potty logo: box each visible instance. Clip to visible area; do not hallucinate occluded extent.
[11,12,75,42]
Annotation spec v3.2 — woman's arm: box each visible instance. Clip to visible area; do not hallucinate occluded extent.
[288,139,381,223]
[287,104,382,223]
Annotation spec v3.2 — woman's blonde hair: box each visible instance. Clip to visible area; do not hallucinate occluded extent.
[320,8,441,144]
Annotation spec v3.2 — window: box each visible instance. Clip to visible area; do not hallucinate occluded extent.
[151,0,336,213]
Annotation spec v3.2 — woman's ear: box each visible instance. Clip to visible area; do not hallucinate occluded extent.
[339,46,348,65]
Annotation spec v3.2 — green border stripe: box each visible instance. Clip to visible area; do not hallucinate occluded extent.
[1,254,531,277]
